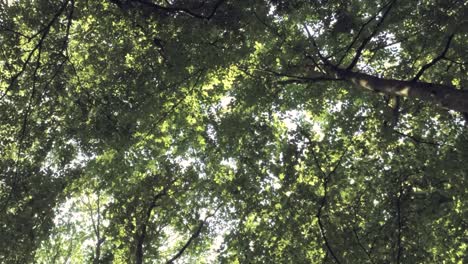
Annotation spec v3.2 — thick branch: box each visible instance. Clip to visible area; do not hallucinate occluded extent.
[135,182,172,264]
[334,68,468,113]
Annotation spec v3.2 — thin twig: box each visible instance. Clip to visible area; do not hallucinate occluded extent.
[303,131,347,264]
[149,68,206,134]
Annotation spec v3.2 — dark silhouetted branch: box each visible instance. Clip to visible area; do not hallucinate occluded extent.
[392,130,441,146]
[302,133,346,264]
[338,0,395,66]
[135,179,175,264]
[346,0,396,70]
[111,0,226,20]
[165,221,205,264]
[412,34,454,81]
[353,228,375,264]
[1,0,70,101]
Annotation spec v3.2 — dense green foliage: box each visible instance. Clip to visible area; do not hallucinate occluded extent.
[1,0,467,263]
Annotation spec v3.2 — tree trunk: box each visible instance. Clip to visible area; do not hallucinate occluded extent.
[135,228,146,264]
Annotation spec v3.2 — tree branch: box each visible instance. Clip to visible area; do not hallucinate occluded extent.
[396,190,402,264]
[346,0,396,70]
[0,24,32,39]
[0,0,70,101]
[302,133,346,264]
[412,34,454,82]
[148,68,205,134]
[165,220,205,264]
[249,67,340,85]
[395,174,409,264]
[333,67,468,113]
[135,179,174,264]
[392,129,441,146]
[315,153,345,264]
[303,24,330,68]
[111,0,226,20]
[353,228,375,264]
[164,204,222,264]
[337,0,395,66]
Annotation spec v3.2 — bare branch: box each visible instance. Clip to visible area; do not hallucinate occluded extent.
[0,24,32,39]
[276,76,341,85]
[303,24,329,67]
[394,174,410,264]
[353,228,375,263]
[396,191,402,264]
[442,56,467,66]
[248,67,340,84]
[164,205,222,264]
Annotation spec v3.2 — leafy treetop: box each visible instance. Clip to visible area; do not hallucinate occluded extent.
[0,0,467,263]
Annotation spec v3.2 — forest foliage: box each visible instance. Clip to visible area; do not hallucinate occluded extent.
[0,0,467,263]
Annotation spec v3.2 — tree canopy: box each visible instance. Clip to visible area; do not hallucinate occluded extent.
[1,0,467,263]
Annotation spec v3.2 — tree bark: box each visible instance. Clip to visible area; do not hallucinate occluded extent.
[333,68,468,113]
[135,183,171,264]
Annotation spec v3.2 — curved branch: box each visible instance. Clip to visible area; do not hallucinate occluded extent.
[353,228,375,264]
[165,221,205,264]
[315,153,346,264]
[412,34,454,82]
